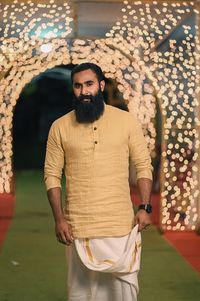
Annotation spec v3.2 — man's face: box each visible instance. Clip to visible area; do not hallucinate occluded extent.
[73,69,105,100]
[72,69,105,123]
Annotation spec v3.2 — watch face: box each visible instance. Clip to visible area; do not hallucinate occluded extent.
[146,205,152,213]
[138,204,152,213]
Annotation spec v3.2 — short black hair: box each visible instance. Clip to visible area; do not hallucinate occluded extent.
[71,63,105,83]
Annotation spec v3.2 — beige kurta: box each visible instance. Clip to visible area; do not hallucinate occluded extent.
[44,104,152,238]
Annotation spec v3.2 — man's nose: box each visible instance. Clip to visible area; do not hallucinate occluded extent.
[81,86,89,95]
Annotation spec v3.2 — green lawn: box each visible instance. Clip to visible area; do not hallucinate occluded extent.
[0,170,199,301]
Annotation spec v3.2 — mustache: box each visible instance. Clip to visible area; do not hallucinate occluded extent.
[78,94,95,102]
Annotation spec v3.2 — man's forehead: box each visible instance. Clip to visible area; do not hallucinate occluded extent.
[73,69,98,83]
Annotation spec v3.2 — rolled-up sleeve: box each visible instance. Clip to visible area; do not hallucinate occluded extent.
[44,122,64,190]
[128,115,153,181]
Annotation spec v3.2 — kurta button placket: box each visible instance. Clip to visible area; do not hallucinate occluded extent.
[93,122,99,152]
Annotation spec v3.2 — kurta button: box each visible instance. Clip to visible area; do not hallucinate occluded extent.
[94,127,97,130]
[95,141,98,144]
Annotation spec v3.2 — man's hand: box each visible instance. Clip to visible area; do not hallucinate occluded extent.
[55,218,74,245]
[46,188,74,246]
[134,210,152,232]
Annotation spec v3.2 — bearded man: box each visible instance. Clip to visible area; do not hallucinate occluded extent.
[44,63,153,301]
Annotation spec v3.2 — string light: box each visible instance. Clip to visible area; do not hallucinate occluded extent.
[0,0,199,231]
[40,43,53,53]
[0,0,73,193]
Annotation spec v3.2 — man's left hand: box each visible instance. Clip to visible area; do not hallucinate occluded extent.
[134,209,152,232]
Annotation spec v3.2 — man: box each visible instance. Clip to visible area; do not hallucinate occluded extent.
[44,63,153,301]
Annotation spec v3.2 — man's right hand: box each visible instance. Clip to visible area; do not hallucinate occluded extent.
[55,218,74,245]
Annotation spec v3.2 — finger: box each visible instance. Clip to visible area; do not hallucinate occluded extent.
[57,239,67,245]
[63,229,74,243]
[56,236,66,244]
[138,223,148,232]
[57,236,72,245]
[57,232,68,244]
[138,223,143,232]
[134,217,139,226]
[68,230,74,242]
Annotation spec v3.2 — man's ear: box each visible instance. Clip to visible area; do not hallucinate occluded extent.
[100,80,105,92]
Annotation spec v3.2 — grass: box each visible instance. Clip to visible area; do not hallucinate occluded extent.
[0,170,200,301]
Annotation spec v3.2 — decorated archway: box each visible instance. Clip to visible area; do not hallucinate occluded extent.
[0,0,200,231]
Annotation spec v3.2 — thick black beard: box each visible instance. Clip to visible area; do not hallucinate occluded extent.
[73,89,105,123]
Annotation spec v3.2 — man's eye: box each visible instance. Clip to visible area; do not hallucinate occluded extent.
[87,82,93,86]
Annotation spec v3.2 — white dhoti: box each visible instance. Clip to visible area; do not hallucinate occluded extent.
[67,225,141,301]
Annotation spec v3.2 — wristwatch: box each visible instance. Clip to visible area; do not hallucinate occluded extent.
[138,204,152,214]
